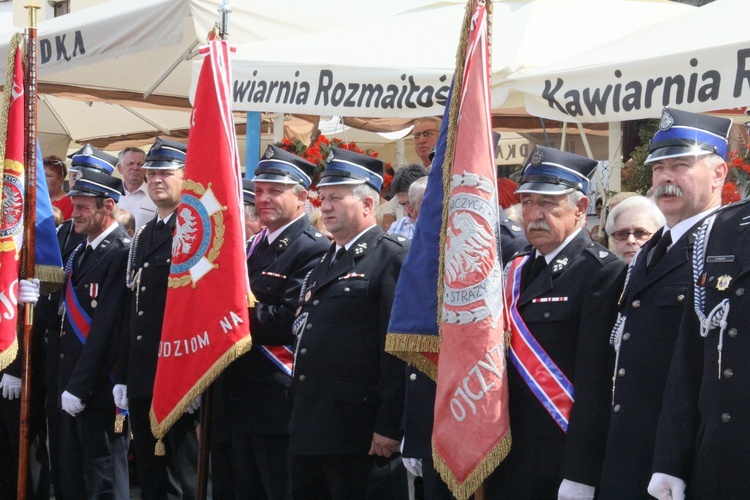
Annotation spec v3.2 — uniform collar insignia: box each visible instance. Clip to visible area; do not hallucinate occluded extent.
[278,237,290,248]
[354,242,367,256]
[551,257,568,274]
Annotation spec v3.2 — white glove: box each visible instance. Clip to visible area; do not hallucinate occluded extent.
[558,479,595,500]
[112,384,128,410]
[61,390,85,417]
[185,395,201,414]
[0,374,21,400]
[648,473,686,500]
[402,457,423,477]
[18,278,40,305]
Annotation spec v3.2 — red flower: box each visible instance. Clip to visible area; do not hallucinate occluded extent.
[723,181,741,205]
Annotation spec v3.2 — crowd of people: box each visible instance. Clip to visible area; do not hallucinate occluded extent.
[0,105,748,500]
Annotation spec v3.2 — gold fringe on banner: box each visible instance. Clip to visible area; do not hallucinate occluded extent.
[384,333,440,380]
[0,338,18,372]
[35,264,65,295]
[149,334,253,455]
[434,431,512,500]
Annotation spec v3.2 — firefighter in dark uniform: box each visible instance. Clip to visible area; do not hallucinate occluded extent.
[44,145,117,498]
[224,145,328,499]
[486,146,626,499]
[648,159,750,494]
[290,147,409,499]
[113,138,203,499]
[600,108,731,499]
[57,167,131,499]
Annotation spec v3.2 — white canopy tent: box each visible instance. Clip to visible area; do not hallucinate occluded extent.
[218,0,693,117]
[507,0,750,123]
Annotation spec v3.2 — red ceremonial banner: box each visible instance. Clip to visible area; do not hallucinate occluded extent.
[150,40,251,444]
[0,40,26,371]
[432,1,511,497]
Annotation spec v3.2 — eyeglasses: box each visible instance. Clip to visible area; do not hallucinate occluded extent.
[412,130,438,141]
[610,229,653,242]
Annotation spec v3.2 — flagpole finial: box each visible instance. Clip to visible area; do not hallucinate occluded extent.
[217,0,231,39]
[25,0,41,30]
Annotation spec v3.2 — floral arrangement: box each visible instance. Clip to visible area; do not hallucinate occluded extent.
[722,149,750,205]
[278,135,393,207]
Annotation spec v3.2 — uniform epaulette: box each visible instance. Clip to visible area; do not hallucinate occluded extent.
[381,233,409,247]
[501,219,524,235]
[585,243,617,263]
[302,224,326,241]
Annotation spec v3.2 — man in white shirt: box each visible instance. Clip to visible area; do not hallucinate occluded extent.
[117,146,156,231]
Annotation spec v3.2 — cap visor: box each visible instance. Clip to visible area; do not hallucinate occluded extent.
[251,173,302,185]
[515,182,576,196]
[645,146,713,164]
[317,177,367,188]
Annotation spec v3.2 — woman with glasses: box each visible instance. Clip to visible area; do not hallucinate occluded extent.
[605,195,665,263]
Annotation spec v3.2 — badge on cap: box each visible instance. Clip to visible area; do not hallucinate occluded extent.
[716,274,732,291]
[265,148,274,159]
[659,109,674,131]
[81,144,94,156]
[530,147,543,166]
[327,151,334,163]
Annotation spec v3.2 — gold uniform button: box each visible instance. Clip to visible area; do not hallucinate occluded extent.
[613,404,621,413]
[618,368,626,377]
[728,328,738,338]
[631,300,641,308]
[721,413,731,423]
[623,332,631,341]
[410,373,417,381]
[723,369,733,379]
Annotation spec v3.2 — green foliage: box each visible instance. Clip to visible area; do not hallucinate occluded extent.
[625,119,659,194]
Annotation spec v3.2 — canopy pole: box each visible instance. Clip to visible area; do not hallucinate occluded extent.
[143,40,199,100]
[559,121,567,151]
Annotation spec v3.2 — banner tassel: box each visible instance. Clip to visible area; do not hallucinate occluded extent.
[114,414,125,434]
[154,438,166,456]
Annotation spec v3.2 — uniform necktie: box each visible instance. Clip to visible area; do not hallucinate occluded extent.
[257,236,270,255]
[330,247,346,270]
[647,230,672,273]
[155,219,166,231]
[78,244,93,270]
[525,254,547,286]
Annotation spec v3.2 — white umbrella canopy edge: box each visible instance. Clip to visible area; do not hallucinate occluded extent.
[219,0,693,117]
[506,0,750,123]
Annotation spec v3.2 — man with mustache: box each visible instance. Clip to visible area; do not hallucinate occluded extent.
[647,118,750,495]
[600,108,731,499]
[487,146,626,499]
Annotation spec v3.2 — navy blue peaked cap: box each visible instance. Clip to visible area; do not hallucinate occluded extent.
[68,144,118,175]
[318,147,384,192]
[144,138,187,169]
[516,145,598,195]
[67,168,124,202]
[646,107,732,164]
[254,145,316,189]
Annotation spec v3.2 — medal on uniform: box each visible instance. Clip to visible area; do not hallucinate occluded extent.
[90,283,99,308]
[716,274,732,291]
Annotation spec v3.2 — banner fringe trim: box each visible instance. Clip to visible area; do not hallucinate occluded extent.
[433,430,512,500]
[0,338,18,372]
[149,334,253,448]
[385,332,439,380]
